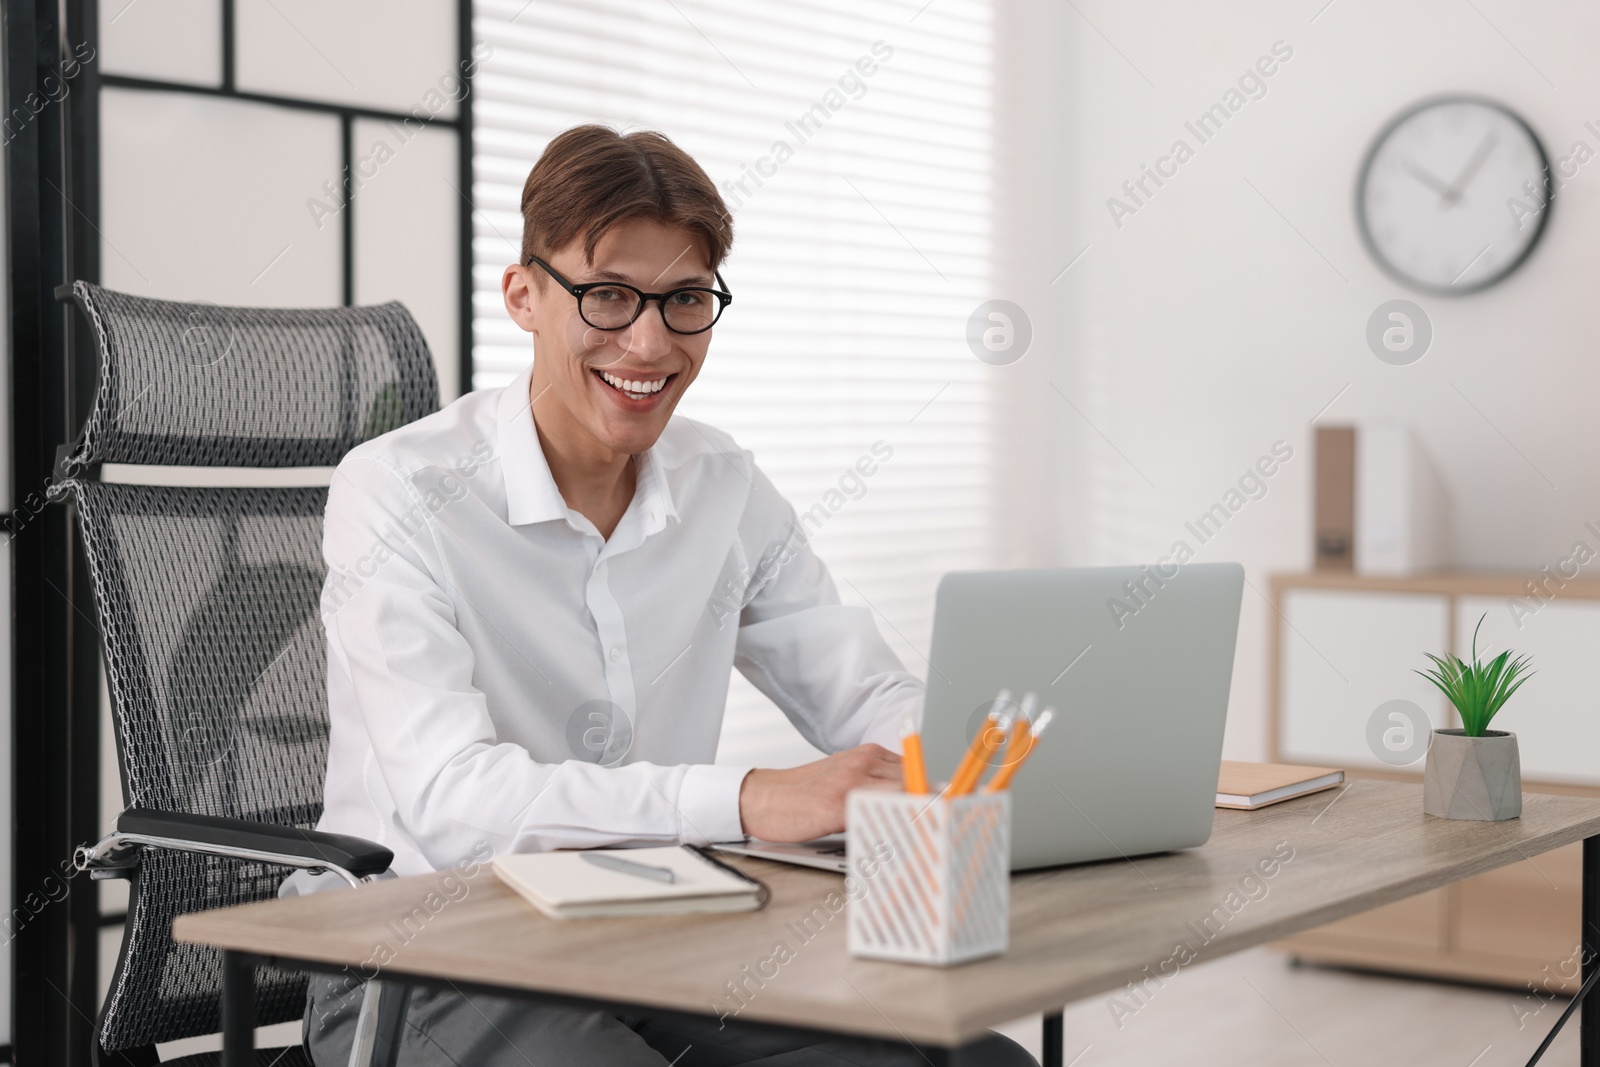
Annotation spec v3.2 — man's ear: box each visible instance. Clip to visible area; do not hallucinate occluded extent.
[502,264,539,333]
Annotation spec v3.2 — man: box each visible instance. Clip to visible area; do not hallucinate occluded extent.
[299,125,1034,1066]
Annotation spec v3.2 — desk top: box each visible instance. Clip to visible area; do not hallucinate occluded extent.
[176,781,1600,1046]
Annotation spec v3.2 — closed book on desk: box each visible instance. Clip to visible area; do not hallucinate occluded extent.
[493,846,766,920]
[1217,761,1344,810]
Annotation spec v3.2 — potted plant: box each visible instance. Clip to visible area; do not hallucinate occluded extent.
[1416,614,1533,821]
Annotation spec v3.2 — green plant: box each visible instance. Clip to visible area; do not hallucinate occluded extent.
[1416,613,1534,737]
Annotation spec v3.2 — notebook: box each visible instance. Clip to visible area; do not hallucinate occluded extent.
[1216,761,1344,810]
[493,845,768,920]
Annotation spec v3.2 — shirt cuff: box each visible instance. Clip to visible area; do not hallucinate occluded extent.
[677,764,752,844]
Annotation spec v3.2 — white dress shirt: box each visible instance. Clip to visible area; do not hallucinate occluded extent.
[299,364,920,883]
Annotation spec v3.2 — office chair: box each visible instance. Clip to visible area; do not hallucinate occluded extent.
[57,282,439,1066]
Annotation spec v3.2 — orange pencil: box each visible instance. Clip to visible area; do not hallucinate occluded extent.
[986,708,1055,792]
[948,689,1013,796]
[974,691,1036,790]
[900,710,929,794]
[998,717,1032,771]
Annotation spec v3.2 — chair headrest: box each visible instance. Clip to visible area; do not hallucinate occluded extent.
[59,282,440,473]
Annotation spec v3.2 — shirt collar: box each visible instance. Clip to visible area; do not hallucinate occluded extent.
[633,445,679,536]
[495,363,680,533]
[496,364,568,526]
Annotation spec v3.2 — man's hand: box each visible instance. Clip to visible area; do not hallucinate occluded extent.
[738,744,902,842]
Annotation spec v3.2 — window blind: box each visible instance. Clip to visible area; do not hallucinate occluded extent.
[471,0,995,766]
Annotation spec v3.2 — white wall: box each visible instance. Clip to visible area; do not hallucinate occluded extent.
[995,0,1600,760]
[100,89,345,305]
[99,0,464,398]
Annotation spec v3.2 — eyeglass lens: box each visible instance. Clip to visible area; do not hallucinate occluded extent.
[580,285,720,333]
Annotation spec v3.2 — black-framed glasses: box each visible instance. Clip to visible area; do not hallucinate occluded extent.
[525,254,733,335]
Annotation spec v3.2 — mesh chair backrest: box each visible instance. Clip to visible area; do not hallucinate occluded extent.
[65,284,436,468]
[86,483,332,1049]
[59,283,438,1051]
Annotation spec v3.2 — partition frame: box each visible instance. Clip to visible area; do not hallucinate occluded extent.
[5,1,477,1062]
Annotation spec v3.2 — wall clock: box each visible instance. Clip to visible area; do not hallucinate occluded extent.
[1356,96,1551,294]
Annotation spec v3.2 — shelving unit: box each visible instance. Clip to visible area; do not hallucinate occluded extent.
[1268,571,1600,992]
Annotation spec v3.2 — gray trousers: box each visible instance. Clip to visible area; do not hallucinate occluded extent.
[304,973,1037,1066]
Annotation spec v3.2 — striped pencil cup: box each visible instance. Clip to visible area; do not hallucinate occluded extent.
[845,790,1010,965]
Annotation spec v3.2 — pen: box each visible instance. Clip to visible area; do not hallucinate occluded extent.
[581,851,677,883]
[986,707,1055,792]
[948,689,1014,797]
[900,710,930,794]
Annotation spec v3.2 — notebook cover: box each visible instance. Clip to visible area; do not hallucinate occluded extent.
[1216,760,1344,809]
[493,846,758,919]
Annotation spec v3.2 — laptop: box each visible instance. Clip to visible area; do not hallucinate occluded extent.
[717,562,1245,872]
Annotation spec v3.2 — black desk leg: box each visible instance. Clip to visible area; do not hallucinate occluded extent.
[929,1015,1064,1067]
[1585,836,1599,1067]
[221,951,254,1067]
[1042,1011,1064,1067]
[1526,843,1600,1067]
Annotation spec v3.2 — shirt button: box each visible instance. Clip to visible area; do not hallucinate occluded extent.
[609,647,621,662]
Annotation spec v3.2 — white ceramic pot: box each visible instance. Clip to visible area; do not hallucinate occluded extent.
[1422,729,1522,821]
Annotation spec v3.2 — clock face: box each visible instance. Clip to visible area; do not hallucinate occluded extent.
[1357,98,1551,294]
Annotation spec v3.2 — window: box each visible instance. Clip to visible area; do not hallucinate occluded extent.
[471,0,995,764]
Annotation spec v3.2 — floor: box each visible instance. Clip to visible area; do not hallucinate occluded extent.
[992,947,1575,1066]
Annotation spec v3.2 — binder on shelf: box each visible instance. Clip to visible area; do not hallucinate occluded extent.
[1314,426,1355,571]
[1356,424,1449,576]
[1313,423,1449,576]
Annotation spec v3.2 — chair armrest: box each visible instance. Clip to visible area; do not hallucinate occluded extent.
[75,808,393,887]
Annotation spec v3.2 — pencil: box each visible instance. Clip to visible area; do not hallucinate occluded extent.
[986,708,1055,792]
[948,689,1013,796]
[971,692,1035,792]
[1000,716,1032,769]
[900,710,929,794]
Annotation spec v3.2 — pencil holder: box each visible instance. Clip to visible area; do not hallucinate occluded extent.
[845,790,1010,965]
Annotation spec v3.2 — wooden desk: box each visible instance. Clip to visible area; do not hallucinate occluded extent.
[178,781,1600,1066]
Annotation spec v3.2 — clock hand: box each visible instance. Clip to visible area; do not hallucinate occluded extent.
[1402,162,1454,198]
[1442,131,1499,206]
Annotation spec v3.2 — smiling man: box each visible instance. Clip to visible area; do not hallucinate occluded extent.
[300,125,1036,1066]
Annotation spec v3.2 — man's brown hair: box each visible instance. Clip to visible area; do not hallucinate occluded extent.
[519,125,733,277]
